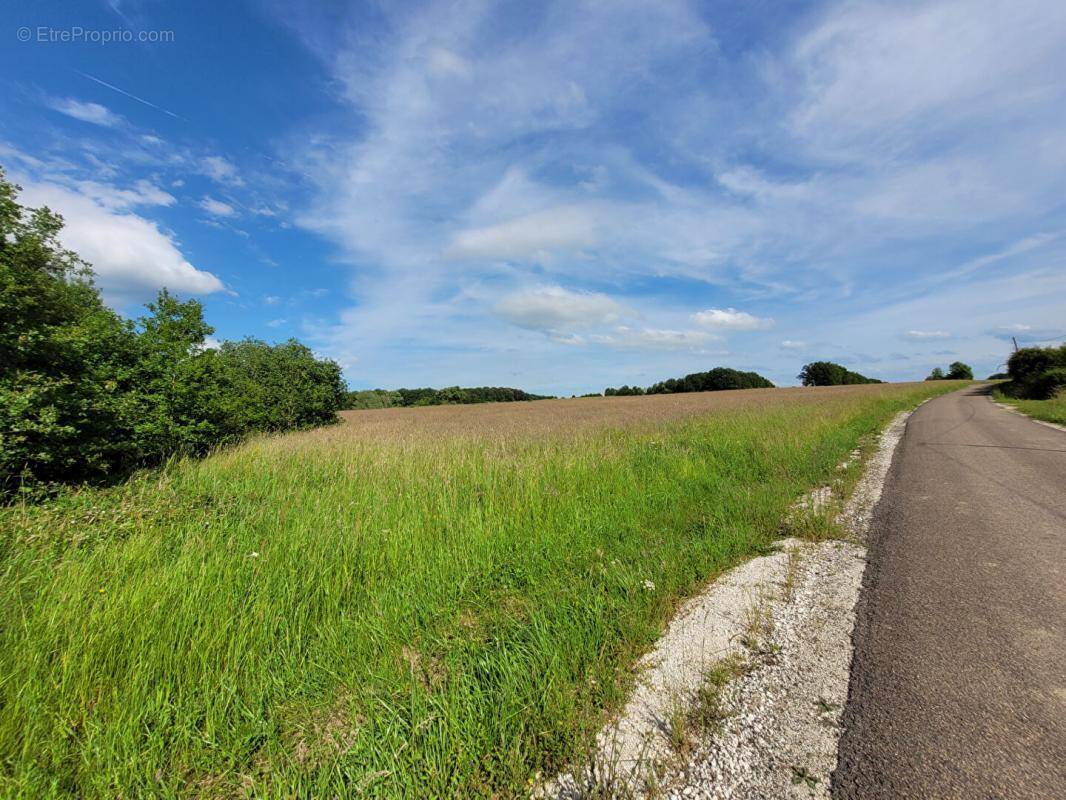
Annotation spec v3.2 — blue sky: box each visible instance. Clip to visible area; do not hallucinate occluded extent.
[3,0,1065,393]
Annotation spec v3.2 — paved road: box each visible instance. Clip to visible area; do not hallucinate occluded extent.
[834,385,1066,799]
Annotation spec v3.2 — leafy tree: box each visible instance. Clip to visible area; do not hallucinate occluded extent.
[0,168,347,494]
[638,367,774,395]
[797,361,880,386]
[946,361,973,380]
[0,169,139,487]
[925,367,946,381]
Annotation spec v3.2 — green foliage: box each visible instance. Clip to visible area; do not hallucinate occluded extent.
[218,339,346,430]
[797,361,881,386]
[0,169,344,493]
[946,361,973,380]
[344,388,403,409]
[344,385,550,409]
[1005,344,1066,399]
[604,384,645,396]
[610,367,774,397]
[925,361,973,381]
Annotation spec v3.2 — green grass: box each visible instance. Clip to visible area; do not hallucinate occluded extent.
[0,383,959,798]
[994,389,1066,425]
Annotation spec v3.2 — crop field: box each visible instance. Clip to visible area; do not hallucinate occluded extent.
[0,382,962,798]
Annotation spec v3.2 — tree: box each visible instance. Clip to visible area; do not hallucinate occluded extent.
[0,168,139,487]
[946,361,973,380]
[0,168,348,493]
[638,367,774,395]
[925,367,946,381]
[797,361,880,386]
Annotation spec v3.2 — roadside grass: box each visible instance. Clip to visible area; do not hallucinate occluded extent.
[993,388,1066,426]
[0,383,960,798]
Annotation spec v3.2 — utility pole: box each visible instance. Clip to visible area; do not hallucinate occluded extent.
[1012,336,1019,352]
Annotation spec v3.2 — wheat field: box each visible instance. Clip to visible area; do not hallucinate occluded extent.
[0,382,962,798]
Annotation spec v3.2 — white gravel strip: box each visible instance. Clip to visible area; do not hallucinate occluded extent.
[540,409,913,799]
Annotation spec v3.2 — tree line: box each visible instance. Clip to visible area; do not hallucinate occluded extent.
[603,361,887,397]
[344,386,552,409]
[1,170,345,494]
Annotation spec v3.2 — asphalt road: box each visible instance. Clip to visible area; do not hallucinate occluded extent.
[834,385,1066,799]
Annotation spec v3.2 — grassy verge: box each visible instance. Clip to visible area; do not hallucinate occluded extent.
[993,388,1066,426]
[0,383,959,798]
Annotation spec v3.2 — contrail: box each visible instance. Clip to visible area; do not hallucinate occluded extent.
[74,70,186,121]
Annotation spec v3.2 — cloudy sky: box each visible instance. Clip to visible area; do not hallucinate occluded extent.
[3,0,1065,392]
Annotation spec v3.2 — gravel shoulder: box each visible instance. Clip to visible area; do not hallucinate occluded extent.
[542,410,913,799]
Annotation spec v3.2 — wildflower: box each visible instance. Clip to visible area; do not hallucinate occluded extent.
[642,579,656,592]
[249,551,260,558]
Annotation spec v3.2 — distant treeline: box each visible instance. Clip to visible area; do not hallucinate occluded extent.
[605,367,775,396]
[345,386,552,409]
[1000,344,1066,399]
[1,169,345,493]
[797,361,881,386]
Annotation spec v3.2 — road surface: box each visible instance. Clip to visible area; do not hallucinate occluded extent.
[834,385,1066,799]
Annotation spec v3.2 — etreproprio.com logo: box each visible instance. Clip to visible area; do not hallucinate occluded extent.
[17,26,175,44]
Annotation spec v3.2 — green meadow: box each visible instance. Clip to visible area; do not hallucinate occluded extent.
[0,382,961,798]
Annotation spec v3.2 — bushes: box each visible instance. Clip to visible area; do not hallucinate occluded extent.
[797,361,881,386]
[1004,344,1066,399]
[0,169,345,493]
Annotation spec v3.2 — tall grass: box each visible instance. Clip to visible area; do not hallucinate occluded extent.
[0,383,958,798]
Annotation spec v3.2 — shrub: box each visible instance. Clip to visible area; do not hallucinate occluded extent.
[1006,344,1066,399]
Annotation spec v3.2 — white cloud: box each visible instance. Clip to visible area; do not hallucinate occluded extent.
[448,205,600,261]
[200,155,244,186]
[73,179,175,210]
[17,179,224,302]
[278,0,1066,390]
[590,326,721,351]
[199,196,236,217]
[425,46,472,79]
[494,285,624,333]
[780,339,808,350]
[906,330,951,340]
[692,307,774,331]
[47,98,124,127]
[264,295,281,305]
[1000,323,1031,332]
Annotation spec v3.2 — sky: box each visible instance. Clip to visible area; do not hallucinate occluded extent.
[2,0,1065,394]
